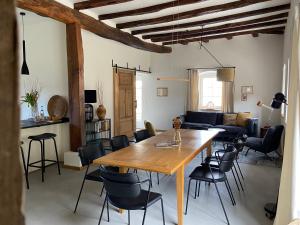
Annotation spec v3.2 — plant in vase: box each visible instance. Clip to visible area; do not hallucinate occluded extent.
[172,117,182,144]
[96,81,106,120]
[21,80,40,121]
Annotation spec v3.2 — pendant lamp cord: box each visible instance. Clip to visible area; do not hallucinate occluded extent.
[21,13,25,40]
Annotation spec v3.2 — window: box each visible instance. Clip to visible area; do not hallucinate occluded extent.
[199,70,222,110]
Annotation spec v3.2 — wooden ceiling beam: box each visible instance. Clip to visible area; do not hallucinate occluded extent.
[117,0,272,29]
[131,4,290,35]
[154,19,286,42]
[98,0,208,20]
[148,13,288,42]
[162,27,285,45]
[16,0,171,53]
[74,0,133,11]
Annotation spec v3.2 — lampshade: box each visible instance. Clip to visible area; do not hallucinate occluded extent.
[217,67,235,82]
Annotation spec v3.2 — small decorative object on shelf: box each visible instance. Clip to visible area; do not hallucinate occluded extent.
[86,118,111,145]
[173,117,182,145]
[96,81,106,120]
[21,79,40,121]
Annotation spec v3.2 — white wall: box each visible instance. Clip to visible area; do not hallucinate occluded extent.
[17,9,69,120]
[82,30,152,134]
[150,35,284,127]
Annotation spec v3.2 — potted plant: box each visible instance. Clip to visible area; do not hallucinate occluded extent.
[21,80,40,121]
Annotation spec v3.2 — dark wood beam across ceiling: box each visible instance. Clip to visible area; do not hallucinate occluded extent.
[98,0,208,20]
[144,14,288,42]
[162,26,285,45]
[75,0,133,10]
[131,4,290,35]
[152,19,286,42]
[117,0,271,29]
[16,0,171,53]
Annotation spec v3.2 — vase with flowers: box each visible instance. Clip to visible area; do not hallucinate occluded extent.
[172,117,182,144]
[21,80,40,121]
[96,81,106,120]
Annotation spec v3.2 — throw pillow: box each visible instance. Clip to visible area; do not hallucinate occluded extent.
[144,120,156,136]
[223,113,237,126]
[236,112,252,127]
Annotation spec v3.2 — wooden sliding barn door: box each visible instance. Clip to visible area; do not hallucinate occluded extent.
[113,68,136,137]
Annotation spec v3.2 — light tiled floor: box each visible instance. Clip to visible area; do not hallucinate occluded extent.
[24,151,280,225]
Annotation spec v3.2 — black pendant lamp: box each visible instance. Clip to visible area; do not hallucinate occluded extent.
[20,12,30,75]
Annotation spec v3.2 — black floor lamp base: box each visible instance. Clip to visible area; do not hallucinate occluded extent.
[265,203,277,219]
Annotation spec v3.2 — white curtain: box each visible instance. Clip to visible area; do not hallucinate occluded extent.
[274,4,300,225]
[187,69,199,111]
[222,82,234,113]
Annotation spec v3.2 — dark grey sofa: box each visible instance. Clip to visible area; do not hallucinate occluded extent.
[180,111,258,141]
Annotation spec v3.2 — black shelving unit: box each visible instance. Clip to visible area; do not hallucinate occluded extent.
[86,118,111,148]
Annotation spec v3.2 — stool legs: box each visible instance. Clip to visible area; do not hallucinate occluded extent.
[40,140,44,182]
[26,140,33,185]
[20,146,29,189]
[52,137,61,175]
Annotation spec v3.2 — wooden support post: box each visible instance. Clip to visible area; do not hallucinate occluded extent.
[0,1,25,224]
[66,23,86,151]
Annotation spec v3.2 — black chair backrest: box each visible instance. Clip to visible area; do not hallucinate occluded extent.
[134,129,151,143]
[218,150,237,173]
[262,125,284,153]
[99,167,141,199]
[78,144,105,167]
[111,135,129,151]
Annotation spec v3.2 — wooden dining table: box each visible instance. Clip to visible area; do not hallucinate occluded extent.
[93,129,219,225]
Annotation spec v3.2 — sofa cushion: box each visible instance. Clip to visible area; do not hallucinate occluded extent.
[215,113,224,125]
[181,122,213,130]
[185,111,217,125]
[236,112,252,127]
[223,113,237,126]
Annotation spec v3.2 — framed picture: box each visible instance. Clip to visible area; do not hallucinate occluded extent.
[157,87,168,97]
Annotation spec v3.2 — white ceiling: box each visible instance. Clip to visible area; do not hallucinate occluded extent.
[69,0,290,43]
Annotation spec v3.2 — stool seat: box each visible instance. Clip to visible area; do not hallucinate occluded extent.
[28,133,56,140]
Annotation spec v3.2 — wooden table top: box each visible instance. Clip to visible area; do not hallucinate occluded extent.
[93,129,218,175]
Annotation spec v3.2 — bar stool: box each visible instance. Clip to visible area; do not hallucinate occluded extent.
[26,133,61,182]
[20,141,29,189]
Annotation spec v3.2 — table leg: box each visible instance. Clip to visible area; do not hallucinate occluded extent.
[176,165,184,225]
[118,167,128,214]
[206,140,213,157]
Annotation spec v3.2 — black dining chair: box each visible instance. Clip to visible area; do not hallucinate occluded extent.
[74,144,106,213]
[185,150,237,225]
[111,135,130,151]
[245,125,284,159]
[134,129,159,186]
[98,167,166,225]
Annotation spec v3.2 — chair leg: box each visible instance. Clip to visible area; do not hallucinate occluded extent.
[245,148,250,156]
[197,181,201,197]
[52,137,61,175]
[213,181,230,225]
[100,184,104,197]
[20,146,29,189]
[235,159,244,180]
[142,208,148,225]
[98,195,107,225]
[161,199,166,225]
[156,173,160,185]
[149,172,153,187]
[224,179,235,206]
[106,197,110,222]
[194,180,198,199]
[231,169,240,192]
[233,164,244,192]
[74,167,89,213]
[185,179,192,215]
[128,210,130,225]
[226,179,236,206]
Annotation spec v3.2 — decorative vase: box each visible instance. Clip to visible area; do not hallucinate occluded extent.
[172,117,182,144]
[31,104,39,122]
[96,104,106,120]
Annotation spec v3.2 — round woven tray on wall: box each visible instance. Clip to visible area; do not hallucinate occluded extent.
[47,95,68,121]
